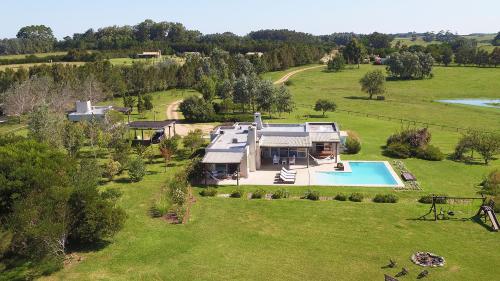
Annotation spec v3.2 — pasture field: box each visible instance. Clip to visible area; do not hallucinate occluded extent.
[39,65,500,281]
[0,51,67,59]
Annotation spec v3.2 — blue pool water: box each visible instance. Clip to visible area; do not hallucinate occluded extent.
[316,162,399,186]
[437,99,500,109]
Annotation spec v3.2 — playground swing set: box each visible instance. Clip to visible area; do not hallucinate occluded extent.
[419,195,499,232]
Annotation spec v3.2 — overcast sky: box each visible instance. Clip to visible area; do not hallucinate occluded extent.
[1,0,499,39]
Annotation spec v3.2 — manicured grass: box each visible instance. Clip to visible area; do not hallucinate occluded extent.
[44,172,500,281]
[39,65,500,280]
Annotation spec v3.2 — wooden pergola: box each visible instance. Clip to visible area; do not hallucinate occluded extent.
[128,120,176,144]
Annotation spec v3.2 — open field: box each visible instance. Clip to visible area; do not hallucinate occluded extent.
[0,61,85,71]
[109,56,185,66]
[0,51,67,59]
[37,64,500,281]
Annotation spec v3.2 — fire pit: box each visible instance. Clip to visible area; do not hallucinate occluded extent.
[411,252,445,267]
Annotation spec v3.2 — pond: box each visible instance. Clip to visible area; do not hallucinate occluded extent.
[437,99,500,109]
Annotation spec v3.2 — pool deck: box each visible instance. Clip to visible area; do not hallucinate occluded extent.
[210,160,404,188]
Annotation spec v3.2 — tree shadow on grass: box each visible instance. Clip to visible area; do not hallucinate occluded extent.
[344,96,371,100]
[305,114,328,119]
[67,240,111,254]
[114,177,132,184]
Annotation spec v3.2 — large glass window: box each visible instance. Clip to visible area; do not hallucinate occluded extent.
[279,148,289,157]
[270,148,279,158]
[289,148,298,157]
[297,148,307,158]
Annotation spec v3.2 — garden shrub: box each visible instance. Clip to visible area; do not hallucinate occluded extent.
[373,194,399,203]
[480,169,500,196]
[104,158,121,180]
[416,145,444,161]
[334,193,347,201]
[251,188,266,199]
[304,190,320,201]
[271,188,289,199]
[385,143,411,159]
[418,194,448,204]
[128,157,146,182]
[149,194,170,218]
[199,187,218,197]
[284,80,293,86]
[349,193,364,202]
[230,189,244,198]
[345,131,361,154]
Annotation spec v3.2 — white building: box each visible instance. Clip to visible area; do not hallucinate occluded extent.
[202,113,346,180]
[68,101,113,122]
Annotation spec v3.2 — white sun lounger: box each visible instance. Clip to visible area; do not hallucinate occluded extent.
[281,167,297,175]
[279,174,295,183]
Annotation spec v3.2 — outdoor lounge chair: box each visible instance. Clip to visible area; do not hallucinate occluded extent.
[281,167,297,175]
[273,155,279,165]
[278,174,295,183]
[279,171,296,179]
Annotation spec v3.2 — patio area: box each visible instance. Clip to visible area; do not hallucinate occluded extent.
[207,156,342,186]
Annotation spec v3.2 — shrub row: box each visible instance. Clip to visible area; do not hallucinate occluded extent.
[199,187,217,197]
[418,194,448,204]
[373,194,399,203]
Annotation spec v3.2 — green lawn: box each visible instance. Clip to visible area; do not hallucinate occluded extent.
[30,64,500,280]
[0,51,68,59]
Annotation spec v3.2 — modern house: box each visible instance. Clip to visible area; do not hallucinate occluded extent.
[137,51,162,59]
[202,113,346,181]
[68,101,131,122]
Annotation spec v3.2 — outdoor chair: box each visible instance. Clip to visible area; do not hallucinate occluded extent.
[289,156,296,165]
[273,155,279,165]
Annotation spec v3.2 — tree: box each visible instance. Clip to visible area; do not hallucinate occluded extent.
[128,157,146,182]
[327,54,346,72]
[183,129,205,152]
[123,95,135,112]
[255,80,276,116]
[137,94,144,113]
[475,49,489,67]
[62,121,85,157]
[104,158,121,180]
[475,133,500,165]
[385,51,434,79]
[143,94,154,111]
[28,105,64,147]
[198,75,217,101]
[359,70,386,99]
[492,32,500,46]
[275,85,295,116]
[179,96,215,122]
[314,99,337,117]
[489,47,500,67]
[159,135,180,171]
[343,38,363,67]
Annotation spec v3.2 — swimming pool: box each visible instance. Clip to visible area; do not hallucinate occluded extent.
[437,99,500,109]
[315,161,403,187]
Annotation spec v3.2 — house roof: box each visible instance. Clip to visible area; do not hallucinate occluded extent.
[259,135,312,147]
[128,120,175,130]
[309,132,340,142]
[202,151,245,164]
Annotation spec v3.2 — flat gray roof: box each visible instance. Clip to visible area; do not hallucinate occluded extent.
[202,151,244,164]
[259,135,312,147]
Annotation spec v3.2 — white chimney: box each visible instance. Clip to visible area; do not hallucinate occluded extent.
[254,112,263,130]
[76,101,91,113]
[247,126,257,172]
